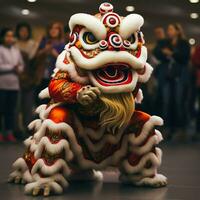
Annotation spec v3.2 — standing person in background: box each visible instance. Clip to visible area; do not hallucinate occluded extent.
[162,23,190,140]
[35,21,65,105]
[191,45,200,140]
[15,22,39,135]
[153,27,170,119]
[0,28,24,142]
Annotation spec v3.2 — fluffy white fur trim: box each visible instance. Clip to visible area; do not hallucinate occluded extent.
[28,119,42,131]
[130,132,163,155]
[24,136,33,147]
[92,170,103,181]
[81,135,128,169]
[8,170,23,182]
[31,159,70,177]
[35,104,46,115]
[155,129,163,142]
[73,115,127,152]
[69,170,103,181]
[135,89,143,104]
[129,116,163,146]
[24,137,38,152]
[32,117,129,170]
[32,173,68,187]
[25,173,68,195]
[51,67,59,78]
[8,158,33,183]
[55,50,89,84]
[23,170,33,183]
[33,120,80,154]
[119,14,144,39]
[69,13,107,39]
[70,46,147,70]
[138,62,153,83]
[34,136,73,161]
[12,158,28,172]
[25,181,64,195]
[133,174,167,186]
[38,88,50,99]
[35,103,61,120]
[120,173,167,186]
[122,147,162,175]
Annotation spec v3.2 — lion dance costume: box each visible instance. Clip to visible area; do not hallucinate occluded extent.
[8,3,167,196]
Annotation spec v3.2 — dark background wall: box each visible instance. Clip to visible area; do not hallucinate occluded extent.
[0,0,199,43]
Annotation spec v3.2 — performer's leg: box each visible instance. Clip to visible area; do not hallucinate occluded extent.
[119,111,167,187]
[8,105,74,196]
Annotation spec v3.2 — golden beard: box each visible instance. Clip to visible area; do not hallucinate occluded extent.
[99,92,135,133]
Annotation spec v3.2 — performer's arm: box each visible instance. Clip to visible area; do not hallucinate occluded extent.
[48,70,83,104]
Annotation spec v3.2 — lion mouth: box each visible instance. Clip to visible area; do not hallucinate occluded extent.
[92,63,133,86]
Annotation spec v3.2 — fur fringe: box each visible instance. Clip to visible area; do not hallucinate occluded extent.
[135,89,143,104]
[138,63,153,83]
[133,173,167,186]
[34,136,73,161]
[25,173,68,195]
[38,88,50,99]
[28,119,42,131]
[56,50,89,84]
[31,159,71,177]
[121,147,162,175]
[8,158,33,183]
[129,132,163,155]
[35,103,61,120]
[129,116,163,146]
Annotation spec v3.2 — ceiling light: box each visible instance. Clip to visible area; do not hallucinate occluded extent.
[21,9,30,15]
[27,0,37,2]
[189,38,196,45]
[189,0,199,3]
[126,6,135,12]
[190,12,199,19]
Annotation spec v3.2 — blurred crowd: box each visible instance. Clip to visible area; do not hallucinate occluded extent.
[0,21,69,142]
[0,21,199,143]
[141,23,200,142]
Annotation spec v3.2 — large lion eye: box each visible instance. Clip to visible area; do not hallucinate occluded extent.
[127,34,136,44]
[83,32,98,45]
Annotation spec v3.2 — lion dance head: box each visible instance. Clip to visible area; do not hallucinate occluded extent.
[55,2,153,132]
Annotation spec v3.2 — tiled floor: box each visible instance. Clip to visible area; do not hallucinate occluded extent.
[0,142,200,200]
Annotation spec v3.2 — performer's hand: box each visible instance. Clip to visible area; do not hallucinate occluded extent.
[44,43,52,54]
[13,64,20,74]
[51,49,59,58]
[77,85,101,105]
[162,48,173,56]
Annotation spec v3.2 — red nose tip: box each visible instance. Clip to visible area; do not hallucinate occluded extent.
[108,33,122,50]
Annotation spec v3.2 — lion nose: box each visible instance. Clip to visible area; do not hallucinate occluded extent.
[99,40,108,50]
[108,33,123,50]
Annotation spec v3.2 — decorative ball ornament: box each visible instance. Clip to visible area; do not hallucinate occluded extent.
[123,40,131,48]
[99,40,108,50]
[69,32,78,45]
[99,2,113,14]
[102,12,121,28]
[109,33,123,48]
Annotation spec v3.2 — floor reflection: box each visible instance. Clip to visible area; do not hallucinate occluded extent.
[1,143,200,200]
